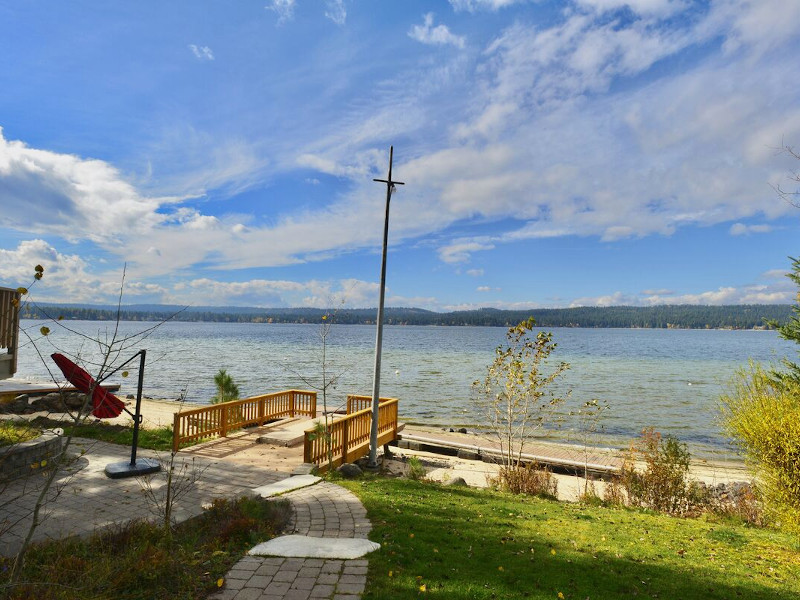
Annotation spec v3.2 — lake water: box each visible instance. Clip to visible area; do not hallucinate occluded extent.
[15,320,796,458]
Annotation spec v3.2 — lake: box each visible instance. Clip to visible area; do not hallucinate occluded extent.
[15,320,796,458]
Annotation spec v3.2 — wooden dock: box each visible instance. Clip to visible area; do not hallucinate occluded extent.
[397,427,623,477]
[0,378,121,402]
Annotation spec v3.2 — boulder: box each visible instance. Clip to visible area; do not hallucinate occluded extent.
[64,392,88,409]
[337,463,363,479]
[443,476,468,487]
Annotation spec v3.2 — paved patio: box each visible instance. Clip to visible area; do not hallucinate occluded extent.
[1,438,375,600]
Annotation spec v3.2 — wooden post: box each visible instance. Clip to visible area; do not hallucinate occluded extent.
[342,418,350,464]
[303,432,312,464]
[290,391,296,417]
[258,396,265,426]
[172,412,180,453]
[221,405,228,438]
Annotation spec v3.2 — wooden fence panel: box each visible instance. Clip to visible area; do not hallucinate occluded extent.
[172,389,317,452]
[0,287,20,378]
[304,398,399,472]
[346,394,395,414]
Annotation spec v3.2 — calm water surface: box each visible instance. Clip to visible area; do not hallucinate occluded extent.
[16,320,795,457]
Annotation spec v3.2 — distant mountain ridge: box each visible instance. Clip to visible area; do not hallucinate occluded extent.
[19,302,793,329]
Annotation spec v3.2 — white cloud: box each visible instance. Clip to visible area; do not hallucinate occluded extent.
[569,291,642,307]
[466,268,484,277]
[641,288,674,296]
[410,2,800,262]
[325,0,347,25]
[575,0,687,17]
[571,279,796,308]
[442,299,542,311]
[0,128,166,242]
[296,152,379,178]
[0,239,167,304]
[761,269,789,280]
[173,277,388,308]
[729,223,773,236]
[409,13,465,49]
[437,239,495,263]
[188,44,214,60]
[267,0,296,24]
[449,0,525,12]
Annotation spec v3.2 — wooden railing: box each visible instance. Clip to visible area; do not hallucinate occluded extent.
[172,389,316,452]
[0,287,21,380]
[346,394,394,414]
[304,398,398,472]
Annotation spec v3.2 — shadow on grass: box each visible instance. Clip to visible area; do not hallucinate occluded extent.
[351,479,799,600]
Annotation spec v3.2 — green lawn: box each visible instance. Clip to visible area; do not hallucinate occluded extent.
[0,420,39,446]
[341,477,799,600]
[28,416,179,451]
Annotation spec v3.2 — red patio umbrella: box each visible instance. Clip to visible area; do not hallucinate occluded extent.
[51,353,125,418]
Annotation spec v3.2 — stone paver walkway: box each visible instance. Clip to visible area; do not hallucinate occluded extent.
[0,438,285,556]
[213,482,373,600]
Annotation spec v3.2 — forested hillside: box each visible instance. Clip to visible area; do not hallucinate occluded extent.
[19,303,792,329]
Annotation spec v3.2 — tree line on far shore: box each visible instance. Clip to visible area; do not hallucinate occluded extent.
[20,303,793,329]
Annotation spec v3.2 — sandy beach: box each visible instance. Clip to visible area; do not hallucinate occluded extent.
[85,397,750,502]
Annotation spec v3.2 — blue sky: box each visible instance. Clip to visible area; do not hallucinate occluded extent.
[1,0,799,310]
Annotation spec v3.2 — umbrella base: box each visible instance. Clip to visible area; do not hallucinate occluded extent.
[105,458,161,479]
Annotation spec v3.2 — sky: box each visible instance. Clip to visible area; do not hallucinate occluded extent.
[1,0,800,311]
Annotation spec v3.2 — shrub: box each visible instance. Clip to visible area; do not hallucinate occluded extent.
[406,456,426,481]
[492,462,558,499]
[697,481,764,526]
[602,476,626,506]
[620,427,693,514]
[719,364,800,536]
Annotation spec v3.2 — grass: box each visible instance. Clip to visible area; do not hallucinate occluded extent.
[0,495,291,600]
[28,416,180,451]
[340,477,800,600]
[0,421,39,447]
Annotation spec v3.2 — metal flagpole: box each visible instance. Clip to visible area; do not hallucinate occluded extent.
[368,146,404,468]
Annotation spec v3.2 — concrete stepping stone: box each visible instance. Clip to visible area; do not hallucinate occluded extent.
[249,534,380,559]
[252,474,321,497]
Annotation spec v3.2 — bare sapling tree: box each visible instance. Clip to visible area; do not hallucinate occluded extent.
[283,306,348,472]
[570,398,610,498]
[473,317,569,473]
[6,266,178,584]
[136,388,208,538]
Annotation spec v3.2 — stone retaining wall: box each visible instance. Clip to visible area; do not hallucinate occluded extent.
[0,431,65,481]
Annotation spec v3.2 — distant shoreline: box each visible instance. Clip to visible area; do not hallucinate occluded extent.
[20,303,792,330]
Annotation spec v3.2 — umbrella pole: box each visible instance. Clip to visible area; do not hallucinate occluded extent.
[104,349,160,479]
[129,349,146,466]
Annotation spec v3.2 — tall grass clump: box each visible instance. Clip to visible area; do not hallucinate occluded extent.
[720,364,800,536]
[491,461,558,498]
